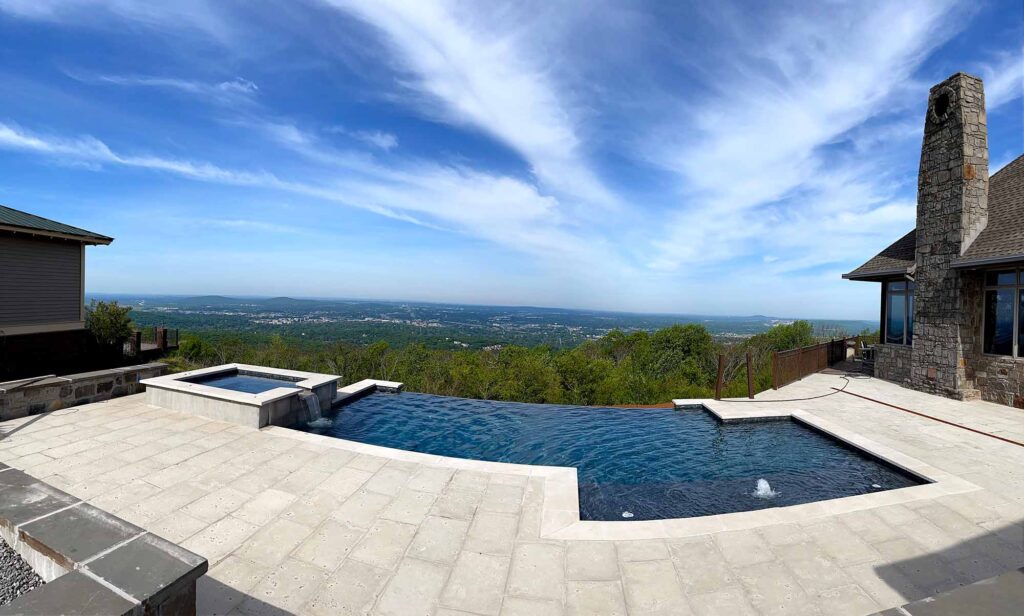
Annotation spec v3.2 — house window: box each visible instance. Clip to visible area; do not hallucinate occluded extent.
[884,280,914,345]
[983,269,1023,357]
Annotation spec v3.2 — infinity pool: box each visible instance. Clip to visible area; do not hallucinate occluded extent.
[297,392,924,520]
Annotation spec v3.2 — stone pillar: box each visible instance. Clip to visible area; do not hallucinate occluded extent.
[910,73,988,398]
[156,327,168,351]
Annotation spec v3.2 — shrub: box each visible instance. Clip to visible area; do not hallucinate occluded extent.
[85,300,133,347]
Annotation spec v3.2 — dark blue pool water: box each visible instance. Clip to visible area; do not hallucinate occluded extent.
[187,372,299,394]
[298,392,923,520]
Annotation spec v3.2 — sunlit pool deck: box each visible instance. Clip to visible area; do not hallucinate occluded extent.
[1,372,1022,615]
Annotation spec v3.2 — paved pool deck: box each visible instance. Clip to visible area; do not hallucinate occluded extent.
[0,372,1022,616]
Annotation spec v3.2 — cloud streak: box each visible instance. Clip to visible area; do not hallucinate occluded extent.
[0,0,234,40]
[325,125,399,151]
[0,121,611,266]
[77,73,259,105]
[646,1,964,273]
[320,0,615,208]
[978,50,1024,110]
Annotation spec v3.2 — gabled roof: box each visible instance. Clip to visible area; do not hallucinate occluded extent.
[842,229,916,280]
[0,204,113,245]
[952,154,1024,268]
[844,153,1024,280]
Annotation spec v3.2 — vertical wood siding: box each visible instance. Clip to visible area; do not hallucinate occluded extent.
[0,234,82,326]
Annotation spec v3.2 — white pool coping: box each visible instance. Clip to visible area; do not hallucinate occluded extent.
[266,393,981,541]
[335,378,404,404]
[141,363,339,407]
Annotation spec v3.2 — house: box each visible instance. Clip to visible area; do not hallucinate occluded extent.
[0,204,112,378]
[844,72,1024,408]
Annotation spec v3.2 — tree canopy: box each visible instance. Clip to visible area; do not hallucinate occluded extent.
[167,320,832,405]
[85,300,134,347]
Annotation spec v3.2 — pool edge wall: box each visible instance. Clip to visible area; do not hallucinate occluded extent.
[141,364,340,429]
[143,385,281,428]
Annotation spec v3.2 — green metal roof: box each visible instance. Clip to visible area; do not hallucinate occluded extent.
[0,204,113,244]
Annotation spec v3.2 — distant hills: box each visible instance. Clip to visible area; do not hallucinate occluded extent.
[88,293,874,351]
[91,293,873,327]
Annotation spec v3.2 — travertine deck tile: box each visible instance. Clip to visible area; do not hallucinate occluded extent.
[686,586,757,616]
[375,557,449,616]
[349,518,417,570]
[440,551,510,616]
[565,541,618,581]
[565,581,627,616]
[507,542,565,600]
[407,515,470,565]
[620,559,691,615]
[293,519,362,571]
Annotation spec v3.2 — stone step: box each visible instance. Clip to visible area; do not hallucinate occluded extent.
[960,387,982,401]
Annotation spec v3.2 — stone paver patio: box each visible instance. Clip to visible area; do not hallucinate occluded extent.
[1,372,1022,616]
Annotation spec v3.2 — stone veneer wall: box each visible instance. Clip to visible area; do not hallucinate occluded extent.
[972,355,1024,408]
[0,363,166,421]
[875,344,913,387]
[910,73,989,400]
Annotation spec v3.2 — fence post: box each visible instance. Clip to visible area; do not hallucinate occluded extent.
[745,352,754,399]
[156,327,167,351]
[771,351,779,390]
[131,331,141,356]
[715,354,725,401]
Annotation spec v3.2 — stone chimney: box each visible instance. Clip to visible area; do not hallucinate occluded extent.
[910,73,989,398]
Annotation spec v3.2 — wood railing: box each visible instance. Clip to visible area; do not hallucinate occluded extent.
[771,337,855,390]
[713,352,757,401]
[124,326,179,357]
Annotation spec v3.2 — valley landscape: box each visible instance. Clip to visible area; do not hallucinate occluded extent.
[91,293,875,350]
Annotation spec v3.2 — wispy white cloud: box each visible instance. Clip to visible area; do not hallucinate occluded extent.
[977,50,1024,110]
[646,0,965,273]
[324,125,399,151]
[320,0,615,207]
[353,130,398,151]
[190,218,303,234]
[0,0,233,40]
[0,120,611,266]
[70,72,259,105]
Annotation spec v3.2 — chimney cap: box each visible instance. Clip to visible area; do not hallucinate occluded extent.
[930,72,983,91]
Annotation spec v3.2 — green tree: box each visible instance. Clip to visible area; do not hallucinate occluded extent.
[177,337,219,364]
[85,300,133,347]
[555,349,612,405]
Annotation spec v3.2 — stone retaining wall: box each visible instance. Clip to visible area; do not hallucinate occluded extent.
[0,363,166,421]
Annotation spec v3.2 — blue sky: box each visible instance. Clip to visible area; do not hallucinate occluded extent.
[0,0,1021,319]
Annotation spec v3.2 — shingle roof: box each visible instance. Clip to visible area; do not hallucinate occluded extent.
[953,154,1024,267]
[842,229,917,280]
[0,204,113,244]
[844,153,1024,279]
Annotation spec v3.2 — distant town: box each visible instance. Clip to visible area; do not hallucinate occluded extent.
[90,293,875,350]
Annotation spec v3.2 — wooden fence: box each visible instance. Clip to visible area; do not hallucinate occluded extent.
[771,337,855,390]
[124,326,179,357]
